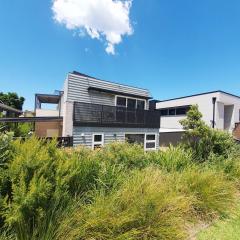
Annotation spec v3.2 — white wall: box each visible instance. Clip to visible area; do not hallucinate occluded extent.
[156,92,240,132]
[62,101,73,137]
[35,109,59,117]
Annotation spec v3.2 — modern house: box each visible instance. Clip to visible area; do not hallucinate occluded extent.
[35,71,160,150]
[155,91,240,146]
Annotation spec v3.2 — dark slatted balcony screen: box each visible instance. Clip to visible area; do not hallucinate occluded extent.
[73,102,160,128]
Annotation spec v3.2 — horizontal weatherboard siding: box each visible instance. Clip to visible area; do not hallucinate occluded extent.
[73,127,159,149]
[67,74,151,105]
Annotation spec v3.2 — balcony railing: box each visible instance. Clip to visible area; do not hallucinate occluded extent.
[73,102,160,128]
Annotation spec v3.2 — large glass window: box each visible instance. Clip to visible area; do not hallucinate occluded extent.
[116,96,146,110]
[137,100,145,110]
[127,99,136,109]
[116,97,126,107]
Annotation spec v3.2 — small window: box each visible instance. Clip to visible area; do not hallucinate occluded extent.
[145,134,156,150]
[169,108,176,115]
[127,99,136,109]
[116,97,126,107]
[160,109,168,116]
[176,107,187,115]
[92,134,104,150]
[146,134,156,141]
[137,100,145,110]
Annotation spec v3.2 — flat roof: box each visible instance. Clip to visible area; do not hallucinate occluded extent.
[35,94,61,104]
[158,90,240,103]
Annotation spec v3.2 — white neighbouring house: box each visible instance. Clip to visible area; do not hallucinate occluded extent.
[155,91,240,146]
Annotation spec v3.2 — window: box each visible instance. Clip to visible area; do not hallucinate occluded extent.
[137,100,145,110]
[160,106,190,116]
[169,108,176,115]
[160,109,168,116]
[116,97,126,107]
[92,134,104,150]
[116,96,146,110]
[145,134,156,150]
[127,99,136,109]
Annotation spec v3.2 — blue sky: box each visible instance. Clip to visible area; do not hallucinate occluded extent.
[1,0,240,110]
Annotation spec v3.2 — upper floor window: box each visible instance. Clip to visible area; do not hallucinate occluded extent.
[160,106,190,116]
[127,98,136,109]
[116,97,126,107]
[116,96,146,110]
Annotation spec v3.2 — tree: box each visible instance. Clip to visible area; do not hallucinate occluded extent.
[180,105,235,161]
[0,92,25,110]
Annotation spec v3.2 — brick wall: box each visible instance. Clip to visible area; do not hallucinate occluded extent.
[233,123,240,140]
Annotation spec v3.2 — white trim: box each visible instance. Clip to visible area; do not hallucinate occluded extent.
[92,133,104,150]
[145,133,157,151]
[124,133,157,151]
[115,95,147,110]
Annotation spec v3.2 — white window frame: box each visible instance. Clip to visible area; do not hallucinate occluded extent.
[124,133,157,151]
[115,95,147,110]
[92,133,104,150]
[145,133,157,151]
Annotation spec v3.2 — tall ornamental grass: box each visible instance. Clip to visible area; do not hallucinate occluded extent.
[0,134,239,239]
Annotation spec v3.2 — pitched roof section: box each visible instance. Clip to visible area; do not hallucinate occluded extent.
[158,90,240,103]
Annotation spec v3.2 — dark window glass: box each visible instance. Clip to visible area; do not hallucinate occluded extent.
[146,134,156,141]
[146,142,156,149]
[169,108,176,115]
[127,99,136,109]
[160,109,168,116]
[116,97,126,107]
[125,134,145,145]
[94,135,102,142]
[137,100,145,110]
[176,107,187,115]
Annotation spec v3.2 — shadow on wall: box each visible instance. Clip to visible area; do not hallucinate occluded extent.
[159,132,184,147]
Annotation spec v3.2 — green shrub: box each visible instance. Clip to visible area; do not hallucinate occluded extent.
[180,105,236,161]
[176,167,236,219]
[97,142,148,169]
[57,168,191,240]
[0,135,239,240]
[147,146,193,172]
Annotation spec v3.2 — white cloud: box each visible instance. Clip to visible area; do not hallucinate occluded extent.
[52,0,133,55]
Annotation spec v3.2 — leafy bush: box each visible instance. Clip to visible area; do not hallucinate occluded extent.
[180,105,236,161]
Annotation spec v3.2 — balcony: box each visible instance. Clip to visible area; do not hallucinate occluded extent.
[73,102,160,129]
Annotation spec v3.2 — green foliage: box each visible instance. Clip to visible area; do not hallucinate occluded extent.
[180,105,236,161]
[176,167,236,219]
[147,146,193,172]
[0,92,25,111]
[57,168,191,240]
[0,135,239,239]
